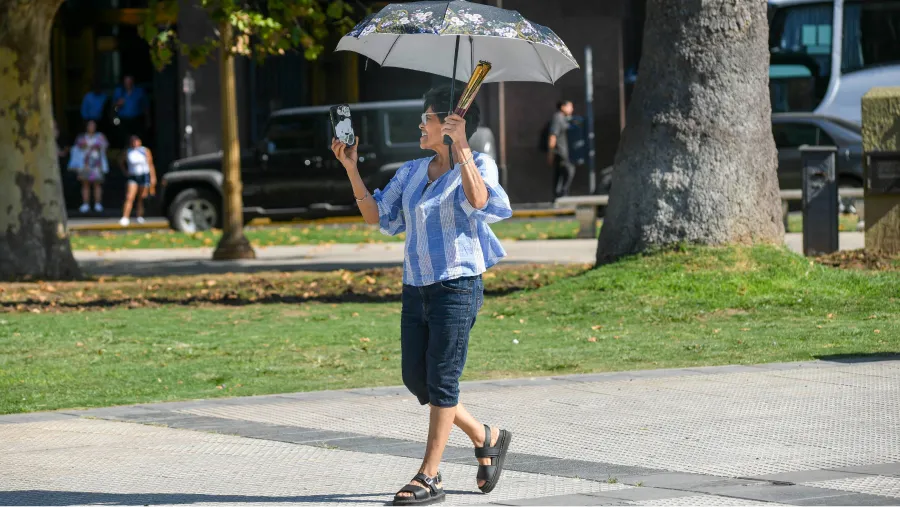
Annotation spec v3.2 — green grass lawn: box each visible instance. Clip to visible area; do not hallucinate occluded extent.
[70,214,860,251]
[1,245,897,415]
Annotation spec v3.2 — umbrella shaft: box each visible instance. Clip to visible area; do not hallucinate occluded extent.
[445,35,461,148]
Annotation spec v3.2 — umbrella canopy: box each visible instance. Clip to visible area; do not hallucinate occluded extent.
[335,0,578,84]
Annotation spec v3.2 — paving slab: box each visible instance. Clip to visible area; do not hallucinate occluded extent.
[2,359,899,506]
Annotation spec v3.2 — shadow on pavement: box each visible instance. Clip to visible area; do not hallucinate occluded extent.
[77,260,408,278]
[815,353,900,364]
[0,490,393,506]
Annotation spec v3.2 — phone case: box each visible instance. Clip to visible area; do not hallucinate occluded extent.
[330,104,356,146]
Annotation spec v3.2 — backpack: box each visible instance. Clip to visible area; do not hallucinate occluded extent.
[538,121,550,153]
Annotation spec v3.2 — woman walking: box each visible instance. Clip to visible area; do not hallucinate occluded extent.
[118,135,156,227]
[331,86,513,505]
[69,120,109,213]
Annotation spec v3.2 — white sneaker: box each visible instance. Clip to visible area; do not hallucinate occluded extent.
[119,217,130,227]
[94,203,104,213]
[136,217,145,224]
[79,203,90,213]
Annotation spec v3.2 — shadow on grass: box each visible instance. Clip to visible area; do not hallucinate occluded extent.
[0,287,530,312]
[815,353,900,364]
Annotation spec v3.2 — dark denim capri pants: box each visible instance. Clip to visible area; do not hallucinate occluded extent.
[400,274,484,408]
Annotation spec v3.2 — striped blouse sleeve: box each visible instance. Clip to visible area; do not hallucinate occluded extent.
[372,160,412,236]
[458,153,513,224]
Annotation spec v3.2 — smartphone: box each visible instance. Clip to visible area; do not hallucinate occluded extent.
[329,104,356,146]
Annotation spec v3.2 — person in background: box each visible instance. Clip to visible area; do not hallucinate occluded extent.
[118,135,156,227]
[113,75,150,145]
[547,100,576,198]
[80,83,108,124]
[70,120,109,213]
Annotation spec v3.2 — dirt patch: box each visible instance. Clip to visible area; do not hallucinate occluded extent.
[0,264,589,314]
[815,249,900,271]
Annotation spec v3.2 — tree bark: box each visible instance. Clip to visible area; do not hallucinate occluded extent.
[596,0,783,265]
[0,0,80,281]
[212,21,255,261]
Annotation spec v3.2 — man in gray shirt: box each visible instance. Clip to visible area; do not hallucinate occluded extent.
[547,100,575,198]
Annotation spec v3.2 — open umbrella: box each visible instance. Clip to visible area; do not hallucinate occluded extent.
[336,0,579,149]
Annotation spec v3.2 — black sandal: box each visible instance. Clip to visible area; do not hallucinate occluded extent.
[392,472,446,506]
[475,424,512,494]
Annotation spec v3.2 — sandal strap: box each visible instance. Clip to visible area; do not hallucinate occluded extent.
[412,472,440,495]
[477,464,497,481]
[475,424,500,459]
[397,484,430,501]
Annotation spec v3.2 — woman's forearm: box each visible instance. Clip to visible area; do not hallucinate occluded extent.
[346,165,379,224]
[456,145,488,209]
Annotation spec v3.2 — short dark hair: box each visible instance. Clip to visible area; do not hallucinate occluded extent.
[423,85,480,140]
[557,100,572,110]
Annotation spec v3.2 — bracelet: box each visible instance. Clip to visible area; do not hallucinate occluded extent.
[355,191,370,203]
[459,153,474,166]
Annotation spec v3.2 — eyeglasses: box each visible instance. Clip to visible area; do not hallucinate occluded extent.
[421,112,450,125]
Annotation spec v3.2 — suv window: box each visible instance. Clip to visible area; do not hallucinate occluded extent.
[266,116,319,151]
[385,110,422,146]
[773,122,835,148]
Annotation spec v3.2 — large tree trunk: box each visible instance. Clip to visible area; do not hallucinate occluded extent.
[596,0,783,265]
[212,22,255,261]
[0,0,80,281]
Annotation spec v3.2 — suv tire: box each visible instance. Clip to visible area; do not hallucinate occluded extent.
[168,188,222,233]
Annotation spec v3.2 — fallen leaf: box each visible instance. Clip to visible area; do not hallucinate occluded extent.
[874,329,881,334]
[591,325,603,330]
[713,329,720,334]
[76,342,84,347]
[359,337,370,342]
[205,280,217,287]
[740,328,750,332]
[587,337,597,342]
[513,330,521,334]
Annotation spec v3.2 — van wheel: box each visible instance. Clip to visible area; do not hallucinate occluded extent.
[168,188,222,233]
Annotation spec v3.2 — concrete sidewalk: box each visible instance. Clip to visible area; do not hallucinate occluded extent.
[2,358,898,506]
[75,233,865,277]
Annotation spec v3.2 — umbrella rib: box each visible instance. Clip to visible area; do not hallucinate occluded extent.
[529,41,554,84]
[380,34,402,67]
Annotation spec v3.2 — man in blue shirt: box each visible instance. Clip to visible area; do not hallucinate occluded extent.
[80,84,108,123]
[113,75,150,147]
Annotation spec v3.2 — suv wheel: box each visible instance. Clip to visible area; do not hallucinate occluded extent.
[168,188,222,233]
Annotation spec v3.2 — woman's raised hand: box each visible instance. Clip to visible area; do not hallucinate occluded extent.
[331,137,358,170]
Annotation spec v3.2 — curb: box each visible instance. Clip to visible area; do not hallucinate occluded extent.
[68,208,576,232]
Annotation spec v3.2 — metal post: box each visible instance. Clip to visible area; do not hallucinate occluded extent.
[585,45,596,194]
[182,71,195,158]
[801,145,839,256]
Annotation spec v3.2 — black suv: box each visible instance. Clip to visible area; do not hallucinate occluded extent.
[160,99,497,232]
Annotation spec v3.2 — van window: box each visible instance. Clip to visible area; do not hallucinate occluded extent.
[267,116,319,151]
[385,111,422,146]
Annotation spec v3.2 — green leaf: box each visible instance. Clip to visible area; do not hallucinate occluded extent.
[326,1,344,19]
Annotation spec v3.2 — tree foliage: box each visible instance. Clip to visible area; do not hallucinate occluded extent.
[141,0,362,68]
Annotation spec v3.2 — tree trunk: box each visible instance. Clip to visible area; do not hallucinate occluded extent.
[596,0,783,265]
[212,22,255,261]
[0,0,80,281]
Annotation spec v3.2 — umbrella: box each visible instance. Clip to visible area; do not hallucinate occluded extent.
[336,1,578,84]
[336,1,579,150]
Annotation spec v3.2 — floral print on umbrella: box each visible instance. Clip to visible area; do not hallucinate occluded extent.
[345,2,576,64]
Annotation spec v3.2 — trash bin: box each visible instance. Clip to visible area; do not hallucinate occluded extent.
[800,145,839,256]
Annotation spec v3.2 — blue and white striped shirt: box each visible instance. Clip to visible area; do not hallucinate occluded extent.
[373,152,513,286]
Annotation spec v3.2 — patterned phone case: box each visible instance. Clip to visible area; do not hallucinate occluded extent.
[330,104,356,146]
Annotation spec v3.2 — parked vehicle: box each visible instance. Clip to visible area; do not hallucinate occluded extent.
[160,99,498,232]
[772,112,863,212]
[585,113,862,214]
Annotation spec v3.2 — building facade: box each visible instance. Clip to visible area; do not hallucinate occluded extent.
[51,0,645,209]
